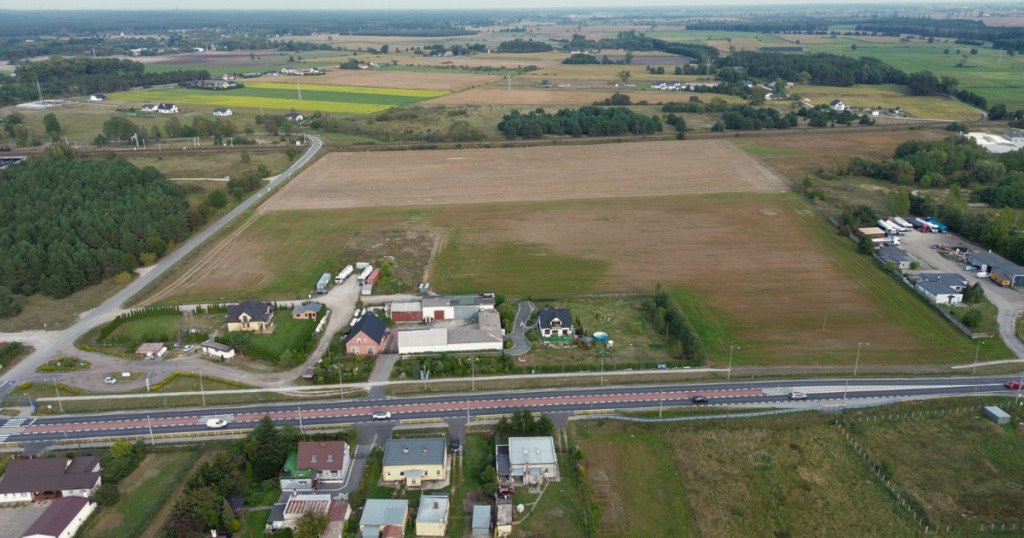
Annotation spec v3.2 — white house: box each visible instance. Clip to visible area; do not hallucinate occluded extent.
[156,103,179,114]
[201,339,235,359]
[212,107,233,117]
[915,272,967,305]
[397,310,503,354]
[140,103,159,113]
[21,496,96,538]
[829,99,847,112]
[0,457,101,504]
[88,93,107,101]
[297,440,350,481]
[285,112,304,122]
[496,437,559,486]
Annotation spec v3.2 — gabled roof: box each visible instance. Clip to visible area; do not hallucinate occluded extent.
[201,339,233,352]
[347,312,386,344]
[292,302,322,316]
[0,457,101,495]
[382,437,446,467]
[22,496,90,537]
[538,308,572,330]
[917,280,963,296]
[297,440,347,472]
[227,300,272,323]
[213,107,231,113]
[969,251,1024,278]
[877,245,914,264]
[916,272,967,286]
[157,102,177,109]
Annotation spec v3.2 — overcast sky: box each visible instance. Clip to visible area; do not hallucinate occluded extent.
[8,0,978,9]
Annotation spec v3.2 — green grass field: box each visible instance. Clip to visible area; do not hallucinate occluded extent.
[248,315,317,361]
[790,83,983,121]
[109,82,447,115]
[85,449,199,538]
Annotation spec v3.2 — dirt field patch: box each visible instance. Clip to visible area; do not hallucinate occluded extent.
[426,87,730,106]
[262,140,788,212]
[274,69,501,91]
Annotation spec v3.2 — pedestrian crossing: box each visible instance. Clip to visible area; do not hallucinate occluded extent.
[0,417,26,442]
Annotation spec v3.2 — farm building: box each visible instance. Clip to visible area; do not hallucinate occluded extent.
[21,496,96,538]
[856,227,887,239]
[965,132,1024,154]
[388,301,423,323]
[415,495,450,537]
[915,273,967,305]
[397,310,504,354]
[382,437,447,487]
[212,107,233,117]
[200,340,235,359]
[292,302,322,320]
[345,313,386,356]
[877,245,915,270]
[968,251,1024,288]
[134,342,167,358]
[226,300,274,333]
[496,437,560,486]
[359,499,408,538]
[538,308,574,345]
[421,294,496,322]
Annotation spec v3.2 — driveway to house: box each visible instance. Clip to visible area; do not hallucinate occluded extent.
[899,230,1024,361]
[0,135,324,396]
[506,301,536,357]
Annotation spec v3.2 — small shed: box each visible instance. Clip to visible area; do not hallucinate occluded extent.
[984,405,1010,425]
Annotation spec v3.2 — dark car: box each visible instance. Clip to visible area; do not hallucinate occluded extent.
[450,437,461,452]
[1005,381,1023,390]
[691,395,709,404]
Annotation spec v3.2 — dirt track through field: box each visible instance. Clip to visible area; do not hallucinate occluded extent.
[262,140,788,212]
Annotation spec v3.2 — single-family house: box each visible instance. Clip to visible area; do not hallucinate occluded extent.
[382,437,447,487]
[877,245,915,270]
[292,302,322,321]
[397,309,503,354]
[538,308,574,345]
[415,494,450,537]
[200,339,235,359]
[495,499,513,537]
[471,505,492,537]
[496,437,559,486]
[388,301,423,323]
[345,313,386,356]
[140,103,158,113]
[296,440,350,482]
[829,99,847,112]
[359,499,408,538]
[969,251,1024,288]
[212,107,233,117]
[88,93,106,101]
[226,300,274,333]
[134,342,167,358]
[285,112,304,122]
[156,103,179,114]
[915,273,968,305]
[279,451,314,492]
[21,496,96,538]
[0,457,101,504]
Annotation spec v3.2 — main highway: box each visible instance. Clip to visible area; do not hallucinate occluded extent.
[6,376,1018,444]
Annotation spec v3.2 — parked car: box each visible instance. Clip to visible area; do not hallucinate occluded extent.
[450,437,461,452]
[691,395,709,404]
[656,363,668,369]
[206,418,229,429]
[1005,381,1023,390]
[789,391,808,401]
[103,376,117,384]
[182,344,194,353]
[372,411,392,421]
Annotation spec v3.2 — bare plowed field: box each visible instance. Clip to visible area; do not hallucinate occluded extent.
[274,70,500,91]
[425,87,728,106]
[262,140,788,211]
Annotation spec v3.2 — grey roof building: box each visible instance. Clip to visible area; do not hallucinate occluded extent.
[968,251,1024,288]
[360,498,409,538]
[877,245,915,269]
[916,272,967,286]
[383,437,447,467]
[471,505,492,537]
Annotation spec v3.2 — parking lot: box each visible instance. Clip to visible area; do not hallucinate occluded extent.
[0,502,49,537]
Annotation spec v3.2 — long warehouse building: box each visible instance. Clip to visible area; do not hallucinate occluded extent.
[968,251,1024,288]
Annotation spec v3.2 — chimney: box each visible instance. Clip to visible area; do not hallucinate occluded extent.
[403,447,410,454]
[433,501,439,509]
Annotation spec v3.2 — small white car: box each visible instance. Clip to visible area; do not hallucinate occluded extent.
[789,391,808,401]
[371,411,392,421]
[182,345,194,353]
[103,376,117,384]
[206,418,229,429]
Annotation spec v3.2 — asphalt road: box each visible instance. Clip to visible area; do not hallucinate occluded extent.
[6,375,1019,443]
[0,136,324,393]
[506,300,535,356]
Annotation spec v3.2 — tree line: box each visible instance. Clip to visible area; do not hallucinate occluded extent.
[846,137,1016,187]
[497,106,662,139]
[717,51,907,87]
[642,286,704,362]
[496,38,553,53]
[855,18,1024,53]
[0,56,208,106]
[0,150,191,299]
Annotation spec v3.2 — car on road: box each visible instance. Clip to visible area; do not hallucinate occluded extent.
[206,418,229,429]
[372,411,392,421]
[691,395,709,404]
[789,391,808,401]
[1005,381,1023,390]
[103,376,117,384]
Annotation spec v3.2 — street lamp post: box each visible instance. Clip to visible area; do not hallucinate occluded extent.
[472,358,476,391]
[973,340,984,374]
[198,370,206,406]
[728,345,740,380]
[51,378,63,413]
[854,342,869,376]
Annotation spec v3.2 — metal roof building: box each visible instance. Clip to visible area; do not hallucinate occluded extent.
[968,251,1024,288]
[383,438,447,467]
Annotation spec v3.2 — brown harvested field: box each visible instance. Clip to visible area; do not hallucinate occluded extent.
[141,50,291,66]
[425,87,740,106]
[734,128,952,179]
[261,140,788,212]
[273,69,501,91]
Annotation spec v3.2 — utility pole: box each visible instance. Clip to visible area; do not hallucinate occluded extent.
[973,340,983,374]
[147,414,155,445]
[35,78,43,101]
[854,342,869,376]
[728,345,740,380]
[298,81,302,100]
[298,405,304,431]
[52,378,63,413]
[198,370,206,406]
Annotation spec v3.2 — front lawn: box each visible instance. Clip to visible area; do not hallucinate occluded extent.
[247,315,318,365]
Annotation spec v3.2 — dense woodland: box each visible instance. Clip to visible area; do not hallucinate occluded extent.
[497,106,662,139]
[717,51,907,87]
[496,38,553,53]
[0,57,208,106]
[0,151,191,300]
[856,18,1024,53]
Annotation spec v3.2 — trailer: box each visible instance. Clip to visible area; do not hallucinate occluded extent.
[893,216,914,229]
[885,219,906,233]
[335,265,354,284]
[876,219,896,234]
[914,218,937,232]
[366,268,381,286]
[871,236,900,246]
[355,262,371,270]
[315,272,332,294]
[925,217,948,233]
[356,265,374,285]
